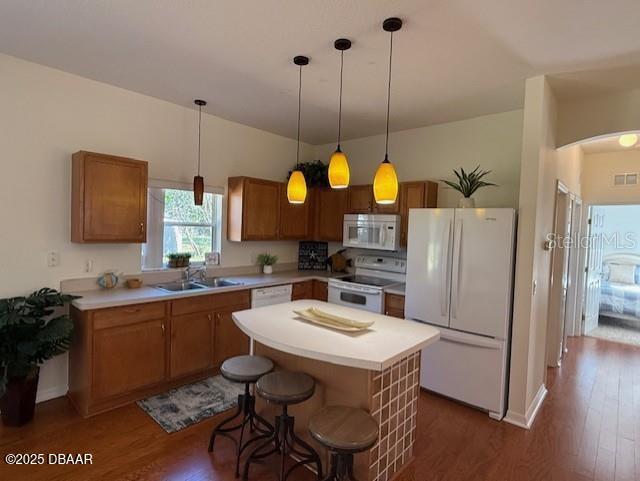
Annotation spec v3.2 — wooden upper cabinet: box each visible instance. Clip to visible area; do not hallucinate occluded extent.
[279,184,312,240]
[399,181,438,246]
[71,151,148,243]
[314,188,349,242]
[227,177,280,241]
[347,185,373,213]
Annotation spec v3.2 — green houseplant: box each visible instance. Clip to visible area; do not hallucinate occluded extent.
[0,288,77,426]
[167,252,192,268]
[441,166,497,208]
[257,253,278,275]
[287,160,330,188]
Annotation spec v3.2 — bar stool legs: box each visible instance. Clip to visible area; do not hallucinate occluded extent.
[208,382,274,476]
[243,404,322,481]
[321,452,357,481]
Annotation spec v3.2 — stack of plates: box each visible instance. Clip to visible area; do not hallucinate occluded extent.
[293,307,374,332]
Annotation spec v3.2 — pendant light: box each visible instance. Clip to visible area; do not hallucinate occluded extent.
[287,55,309,204]
[328,38,352,189]
[373,18,402,205]
[193,99,206,205]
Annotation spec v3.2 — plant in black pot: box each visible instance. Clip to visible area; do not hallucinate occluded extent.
[0,288,77,426]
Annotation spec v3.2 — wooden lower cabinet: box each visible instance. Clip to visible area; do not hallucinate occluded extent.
[312,279,328,301]
[214,308,250,367]
[170,311,214,378]
[292,280,313,300]
[69,290,250,417]
[384,293,405,318]
[93,319,166,400]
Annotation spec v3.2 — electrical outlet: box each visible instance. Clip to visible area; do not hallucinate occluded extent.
[47,251,60,267]
[85,260,94,273]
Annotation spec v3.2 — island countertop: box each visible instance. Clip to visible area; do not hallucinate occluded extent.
[233,299,440,371]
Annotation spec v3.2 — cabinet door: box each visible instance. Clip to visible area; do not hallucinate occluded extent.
[399,182,426,247]
[92,319,165,400]
[374,188,401,214]
[315,189,348,241]
[384,293,405,318]
[279,184,311,239]
[347,185,373,213]
[169,311,214,378]
[243,178,280,240]
[80,152,147,242]
[292,280,313,300]
[312,280,328,301]
[214,308,250,367]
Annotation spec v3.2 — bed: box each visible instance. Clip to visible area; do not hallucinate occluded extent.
[600,254,640,325]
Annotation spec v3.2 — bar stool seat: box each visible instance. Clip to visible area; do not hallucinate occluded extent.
[309,406,379,481]
[256,370,315,405]
[221,355,274,383]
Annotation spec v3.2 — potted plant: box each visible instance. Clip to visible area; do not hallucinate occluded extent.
[0,288,78,426]
[167,253,192,268]
[287,160,330,188]
[441,166,497,208]
[257,253,278,274]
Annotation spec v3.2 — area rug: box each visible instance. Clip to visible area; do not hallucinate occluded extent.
[587,322,640,347]
[137,375,244,433]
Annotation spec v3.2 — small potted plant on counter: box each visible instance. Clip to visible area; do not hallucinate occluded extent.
[0,288,78,426]
[257,253,278,275]
[441,166,497,208]
[167,252,192,268]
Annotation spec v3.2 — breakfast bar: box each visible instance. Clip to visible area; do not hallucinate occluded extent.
[233,300,439,481]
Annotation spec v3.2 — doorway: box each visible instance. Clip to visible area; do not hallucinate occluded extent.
[582,204,640,346]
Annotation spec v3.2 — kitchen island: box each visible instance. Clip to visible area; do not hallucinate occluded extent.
[233,300,439,481]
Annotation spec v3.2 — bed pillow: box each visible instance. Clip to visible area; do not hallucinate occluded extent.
[608,263,636,284]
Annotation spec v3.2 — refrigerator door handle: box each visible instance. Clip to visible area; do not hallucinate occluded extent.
[440,220,452,317]
[440,334,501,350]
[451,219,463,319]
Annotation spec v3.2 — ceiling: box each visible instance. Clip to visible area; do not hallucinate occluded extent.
[581,133,640,154]
[1,0,640,144]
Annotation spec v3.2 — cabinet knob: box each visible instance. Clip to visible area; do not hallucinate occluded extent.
[208,314,212,321]
[161,322,165,333]
[140,222,144,233]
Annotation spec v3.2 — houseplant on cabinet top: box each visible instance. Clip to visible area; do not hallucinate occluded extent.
[441,166,497,208]
[0,288,78,426]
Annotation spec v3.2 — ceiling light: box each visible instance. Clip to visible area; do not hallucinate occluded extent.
[374,17,402,205]
[287,56,309,204]
[619,133,638,148]
[328,38,352,189]
[193,99,206,205]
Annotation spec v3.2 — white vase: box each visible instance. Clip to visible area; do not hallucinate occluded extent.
[263,265,273,274]
[458,197,475,208]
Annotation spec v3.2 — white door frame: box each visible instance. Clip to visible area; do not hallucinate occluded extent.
[565,195,583,339]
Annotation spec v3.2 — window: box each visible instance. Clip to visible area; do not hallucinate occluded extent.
[142,183,223,269]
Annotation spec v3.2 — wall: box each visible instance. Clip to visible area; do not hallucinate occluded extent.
[595,205,640,257]
[557,89,640,147]
[314,110,524,208]
[0,53,314,401]
[582,150,640,205]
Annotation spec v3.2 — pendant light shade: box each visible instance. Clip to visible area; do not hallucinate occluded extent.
[193,99,206,206]
[374,18,402,205]
[374,156,399,204]
[287,55,309,204]
[328,38,351,189]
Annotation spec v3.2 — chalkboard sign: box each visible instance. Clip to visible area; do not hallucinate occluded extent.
[298,241,328,271]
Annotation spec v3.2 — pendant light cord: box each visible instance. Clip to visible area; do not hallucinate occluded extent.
[385,31,394,159]
[337,50,344,147]
[197,103,202,175]
[296,64,302,167]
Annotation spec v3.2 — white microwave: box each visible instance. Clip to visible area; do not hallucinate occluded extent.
[342,214,400,251]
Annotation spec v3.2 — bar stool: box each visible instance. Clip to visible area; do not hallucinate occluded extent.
[208,355,275,477]
[243,370,323,481]
[308,406,379,481]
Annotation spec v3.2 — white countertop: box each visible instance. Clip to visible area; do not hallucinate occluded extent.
[70,270,344,311]
[233,300,440,371]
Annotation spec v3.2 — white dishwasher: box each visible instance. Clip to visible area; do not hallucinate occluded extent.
[251,284,293,308]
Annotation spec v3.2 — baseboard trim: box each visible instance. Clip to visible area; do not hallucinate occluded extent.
[36,385,67,404]
[504,383,547,430]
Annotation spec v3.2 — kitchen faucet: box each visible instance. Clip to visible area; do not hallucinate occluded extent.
[182,265,206,282]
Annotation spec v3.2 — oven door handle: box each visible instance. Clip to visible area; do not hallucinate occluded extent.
[331,285,381,296]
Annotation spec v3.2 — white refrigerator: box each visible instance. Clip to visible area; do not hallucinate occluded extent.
[405,208,516,420]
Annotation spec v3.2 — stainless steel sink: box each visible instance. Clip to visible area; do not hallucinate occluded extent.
[195,277,243,288]
[153,281,206,292]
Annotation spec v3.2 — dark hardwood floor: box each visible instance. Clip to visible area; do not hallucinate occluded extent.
[1,336,639,480]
